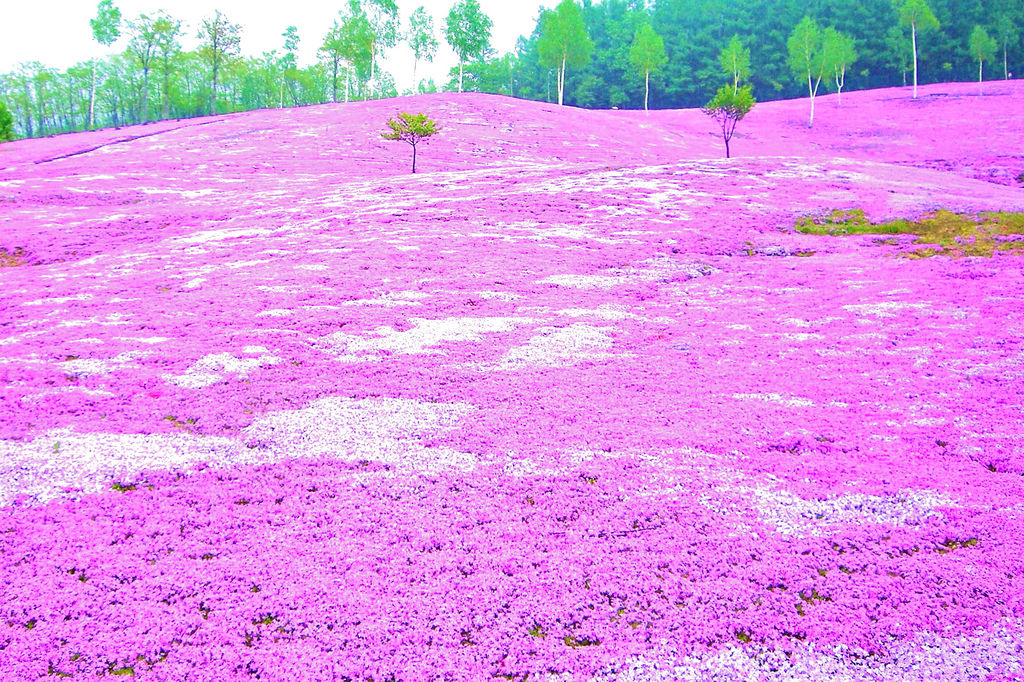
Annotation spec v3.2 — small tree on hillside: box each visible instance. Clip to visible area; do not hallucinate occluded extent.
[629,24,667,112]
[702,85,755,159]
[382,112,439,173]
[969,25,997,93]
[718,35,751,94]
[893,0,940,99]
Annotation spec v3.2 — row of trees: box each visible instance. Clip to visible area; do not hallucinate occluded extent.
[1,0,1022,141]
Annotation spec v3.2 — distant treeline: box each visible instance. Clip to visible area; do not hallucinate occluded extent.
[0,0,1021,140]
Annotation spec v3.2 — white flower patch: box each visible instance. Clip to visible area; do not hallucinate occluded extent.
[540,274,623,289]
[599,619,1024,682]
[321,316,534,360]
[179,227,277,243]
[167,350,282,388]
[242,397,479,472]
[0,429,244,506]
[340,291,430,307]
[750,485,957,536]
[732,393,815,408]
[21,294,94,307]
[496,324,618,368]
[556,305,637,321]
[61,351,149,378]
[843,301,930,317]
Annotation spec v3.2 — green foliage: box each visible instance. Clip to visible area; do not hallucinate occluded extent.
[408,6,439,89]
[197,10,242,114]
[444,0,493,92]
[91,0,122,47]
[381,112,440,173]
[787,16,827,124]
[629,24,668,110]
[894,0,939,33]
[718,35,752,93]
[822,27,857,100]
[0,100,14,142]
[409,6,439,64]
[968,25,997,79]
[702,84,755,158]
[538,0,594,105]
[795,209,1024,258]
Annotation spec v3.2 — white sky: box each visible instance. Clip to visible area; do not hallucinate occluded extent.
[1,1,544,91]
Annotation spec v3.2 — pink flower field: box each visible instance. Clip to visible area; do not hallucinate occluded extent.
[1,82,1024,680]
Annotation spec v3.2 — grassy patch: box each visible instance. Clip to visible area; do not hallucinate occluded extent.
[795,209,1024,258]
[0,247,28,267]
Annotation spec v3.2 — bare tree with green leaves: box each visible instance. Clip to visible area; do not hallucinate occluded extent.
[89,0,122,129]
[126,13,161,122]
[969,25,997,93]
[718,35,751,94]
[408,7,438,92]
[444,0,492,93]
[153,13,181,119]
[702,85,755,159]
[787,16,827,126]
[382,112,439,173]
[823,28,857,105]
[629,24,667,112]
[198,10,242,114]
[893,0,940,98]
[537,0,593,106]
[992,13,1019,80]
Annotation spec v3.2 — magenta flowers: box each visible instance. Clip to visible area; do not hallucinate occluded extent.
[1,82,1024,680]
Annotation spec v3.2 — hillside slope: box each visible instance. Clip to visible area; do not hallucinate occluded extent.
[0,82,1023,680]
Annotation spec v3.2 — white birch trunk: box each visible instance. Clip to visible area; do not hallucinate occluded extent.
[912,23,919,99]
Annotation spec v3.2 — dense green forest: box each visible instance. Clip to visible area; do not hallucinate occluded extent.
[1,0,1021,140]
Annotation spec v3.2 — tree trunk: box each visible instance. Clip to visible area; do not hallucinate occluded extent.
[162,56,171,119]
[345,68,350,103]
[979,60,983,95]
[211,59,218,115]
[141,67,149,122]
[558,55,566,106]
[370,56,376,99]
[644,70,650,112]
[89,60,96,129]
[807,73,814,126]
[412,143,417,173]
[279,76,284,108]
[724,135,730,159]
[1004,45,1008,80]
[459,60,464,93]
[412,58,418,93]
[331,60,338,103]
[911,23,918,99]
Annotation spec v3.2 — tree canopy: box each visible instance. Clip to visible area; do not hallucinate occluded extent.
[444,0,493,93]
[537,0,594,106]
